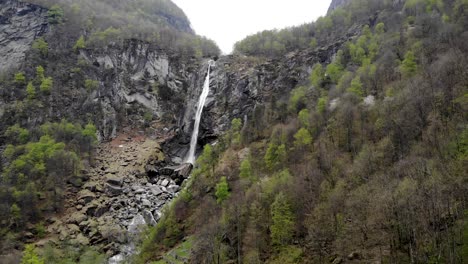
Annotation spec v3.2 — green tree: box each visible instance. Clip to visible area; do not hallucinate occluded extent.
[265,142,287,170]
[36,66,45,81]
[310,63,324,87]
[239,156,254,181]
[31,38,48,57]
[21,244,44,264]
[316,96,328,114]
[215,176,230,204]
[400,51,418,77]
[325,50,344,83]
[294,128,313,148]
[230,118,242,146]
[40,77,53,94]
[26,82,36,100]
[288,86,308,113]
[195,144,216,177]
[14,72,26,85]
[84,79,99,91]
[270,192,294,246]
[347,76,364,97]
[298,109,310,128]
[47,5,64,24]
[10,203,21,226]
[73,36,86,52]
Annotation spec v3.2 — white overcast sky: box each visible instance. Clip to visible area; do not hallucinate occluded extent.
[172,0,332,54]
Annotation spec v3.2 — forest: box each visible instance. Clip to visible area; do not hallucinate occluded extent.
[0,0,467,263]
[138,0,468,263]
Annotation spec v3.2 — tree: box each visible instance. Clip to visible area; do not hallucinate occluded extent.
[298,109,310,128]
[215,177,230,204]
[316,96,328,114]
[195,144,216,177]
[400,51,418,77]
[40,77,53,94]
[239,157,254,181]
[288,86,308,113]
[36,66,45,81]
[270,192,294,246]
[31,38,48,57]
[294,128,313,148]
[26,82,36,100]
[310,63,324,87]
[47,5,64,24]
[265,142,287,170]
[347,76,364,97]
[230,118,242,146]
[14,72,26,85]
[21,245,44,264]
[73,36,86,52]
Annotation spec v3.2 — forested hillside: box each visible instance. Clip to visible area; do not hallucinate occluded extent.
[0,0,219,262]
[138,0,468,263]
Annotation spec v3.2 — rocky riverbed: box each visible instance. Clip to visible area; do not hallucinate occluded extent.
[36,133,192,261]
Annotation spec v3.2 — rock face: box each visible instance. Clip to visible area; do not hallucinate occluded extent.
[0,0,48,71]
[328,0,353,13]
[168,32,356,160]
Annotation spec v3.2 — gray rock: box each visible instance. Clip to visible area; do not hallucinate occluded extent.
[161,179,169,187]
[106,183,123,196]
[141,199,151,207]
[142,210,157,226]
[167,185,180,193]
[106,175,123,186]
[0,1,49,72]
[78,190,96,204]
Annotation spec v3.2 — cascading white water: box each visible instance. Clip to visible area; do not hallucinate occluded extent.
[186,62,213,164]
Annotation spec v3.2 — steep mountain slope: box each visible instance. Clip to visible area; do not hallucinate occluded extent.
[0,0,219,262]
[1,0,467,263]
[138,0,468,263]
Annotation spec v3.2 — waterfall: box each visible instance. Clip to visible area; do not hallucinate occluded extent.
[186,62,213,164]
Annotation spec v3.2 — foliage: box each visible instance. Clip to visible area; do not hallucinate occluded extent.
[47,4,64,24]
[288,86,308,113]
[31,38,48,57]
[73,36,86,52]
[26,82,36,100]
[293,128,313,148]
[21,245,44,264]
[347,76,364,97]
[309,63,324,87]
[84,79,98,91]
[298,109,310,128]
[215,177,230,204]
[400,51,418,77]
[270,192,294,246]
[14,72,26,85]
[239,156,254,181]
[36,66,45,81]
[39,77,53,94]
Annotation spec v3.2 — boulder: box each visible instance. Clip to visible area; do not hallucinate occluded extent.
[142,210,157,226]
[106,183,123,197]
[167,185,180,193]
[67,212,87,225]
[78,190,96,204]
[149,186,163,196]
[105,174,123,186]
[347,251,360,260]
[161,179,169,187]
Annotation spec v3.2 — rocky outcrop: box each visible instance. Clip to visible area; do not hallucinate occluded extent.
[328,0,353,13]
[0,0,48,71]
[43,135,191,258]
